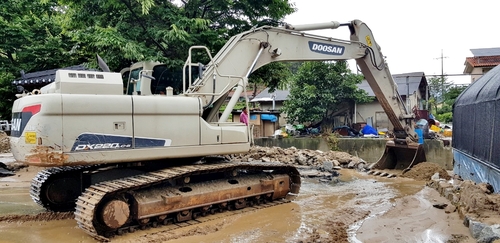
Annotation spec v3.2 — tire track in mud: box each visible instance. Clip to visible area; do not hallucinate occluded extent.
[0,211,73,223]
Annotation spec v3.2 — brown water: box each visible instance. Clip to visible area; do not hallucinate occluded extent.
[0,169,468,243]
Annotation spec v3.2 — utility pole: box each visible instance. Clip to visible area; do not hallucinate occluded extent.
[434,49,448,102]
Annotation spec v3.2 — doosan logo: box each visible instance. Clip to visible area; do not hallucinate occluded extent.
[308,41,344,55]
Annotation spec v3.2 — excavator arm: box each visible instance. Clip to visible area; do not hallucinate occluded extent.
[9,19,426,240]
[183,19,418,145]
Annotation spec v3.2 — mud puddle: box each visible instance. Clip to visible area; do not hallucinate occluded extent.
[0,169,470,243]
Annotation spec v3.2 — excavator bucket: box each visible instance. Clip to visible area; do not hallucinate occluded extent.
[373,142,426,172]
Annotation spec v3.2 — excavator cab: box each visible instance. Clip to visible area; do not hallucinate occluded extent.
[374,141,426,172]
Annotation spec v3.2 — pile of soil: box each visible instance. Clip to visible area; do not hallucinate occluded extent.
[454,180,500,218]
[0,132,9,153]
[402,162,451,180]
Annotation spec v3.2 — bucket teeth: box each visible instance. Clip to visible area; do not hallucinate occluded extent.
[366,170,397,178]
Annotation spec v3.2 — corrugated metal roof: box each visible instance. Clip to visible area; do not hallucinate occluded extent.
[358,72,428,97]
[251,88,289,102]
[470,47,500,57]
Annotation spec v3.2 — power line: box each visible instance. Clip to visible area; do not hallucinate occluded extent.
[393,73,483,77]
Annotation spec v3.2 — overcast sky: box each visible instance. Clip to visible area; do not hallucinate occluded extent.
[284,0,499,84]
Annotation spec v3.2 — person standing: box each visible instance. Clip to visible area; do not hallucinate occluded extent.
[239,107,249,126]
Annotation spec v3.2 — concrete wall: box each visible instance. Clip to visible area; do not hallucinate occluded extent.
[254,137,453,170]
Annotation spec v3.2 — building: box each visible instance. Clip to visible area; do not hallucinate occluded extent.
[250,88,289,126]
[250,72,429,132]
[356,72,429,131]
[463,48,500,82]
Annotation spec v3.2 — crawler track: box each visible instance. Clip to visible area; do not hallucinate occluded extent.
[30,165,98,211]
[75,162,301,241]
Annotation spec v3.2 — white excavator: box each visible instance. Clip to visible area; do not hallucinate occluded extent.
[10,19,425,240]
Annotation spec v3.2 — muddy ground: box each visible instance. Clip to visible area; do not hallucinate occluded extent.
[0,133,499,242]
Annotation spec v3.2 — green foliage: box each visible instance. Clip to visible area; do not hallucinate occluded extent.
[428,77,452,103]
[444,85,468,106]
[436,112,452,123]
[249,62,292,92]
[282,61,371,131]
[57,0,296,70]
[427,76,468,123]
[0,0,296,119]
[0,72,16,119]
[325,133,341,151]
[0,0,82,118]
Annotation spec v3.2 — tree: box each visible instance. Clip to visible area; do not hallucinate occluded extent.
[435,85,468,123]
[428,76,452,103]
[0,0,80,118]
[282,61,371,132]
[57,0,296,70]
[427,76,467,123]
[0,0,297,119]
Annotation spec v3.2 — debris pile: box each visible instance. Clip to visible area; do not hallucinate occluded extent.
[427,176,500,242]
[402,162,451,180]
[227,146,366,169]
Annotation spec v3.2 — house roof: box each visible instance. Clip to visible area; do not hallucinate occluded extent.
[465,56,500,68]
[11,64,91,87]
[463,48,500,74]
[227,90,258,99]
[358,72,428,98]
[250,88,289,102]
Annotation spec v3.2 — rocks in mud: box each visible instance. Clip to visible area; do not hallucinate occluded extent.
[432,203,448,209]
[478,183,495,194]
[428,179,500,242]
[228,146,367,170]
[227,146,364,182]
[477,224,500,243]
[445,204,457,213]
[322,161,334,171]
[467,220,500,243]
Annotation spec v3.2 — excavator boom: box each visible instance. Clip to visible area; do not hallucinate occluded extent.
[10,19,425,240]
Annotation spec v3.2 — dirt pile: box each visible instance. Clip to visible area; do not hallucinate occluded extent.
[402,162,451,180]
[427,178,500,241]
[453,180,500,217]
[228,146,365,168]
[0,132,9,153]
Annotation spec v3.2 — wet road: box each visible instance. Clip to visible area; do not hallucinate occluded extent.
[0,169,470,243]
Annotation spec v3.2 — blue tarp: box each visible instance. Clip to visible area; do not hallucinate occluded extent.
[261,114,277,122]
[361,124,378,135]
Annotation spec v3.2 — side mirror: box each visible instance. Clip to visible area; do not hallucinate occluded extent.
[198,63,205,79]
